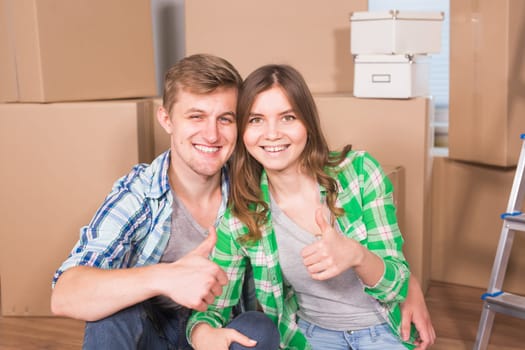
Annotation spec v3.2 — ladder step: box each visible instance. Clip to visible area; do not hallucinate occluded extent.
[504,213,525,230]
[484,292,525,319]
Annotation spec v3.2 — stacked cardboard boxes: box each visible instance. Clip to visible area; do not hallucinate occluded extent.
[432,0,525,293]
[0,0,158,316]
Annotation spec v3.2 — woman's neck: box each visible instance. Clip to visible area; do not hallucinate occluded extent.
[267,169,318,206]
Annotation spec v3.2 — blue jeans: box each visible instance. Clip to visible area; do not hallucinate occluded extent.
[83,300,279,350]
[298,319,408,350]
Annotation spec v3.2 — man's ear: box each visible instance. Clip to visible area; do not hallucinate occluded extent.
[157,106,173,134]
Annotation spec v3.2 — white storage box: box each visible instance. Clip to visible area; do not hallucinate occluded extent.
[353,54,429,99]
[350,10,444,55]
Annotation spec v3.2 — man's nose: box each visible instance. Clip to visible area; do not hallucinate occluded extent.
[202,119,219,143]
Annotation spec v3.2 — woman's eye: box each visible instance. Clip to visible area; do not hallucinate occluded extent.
[283,114,296,121]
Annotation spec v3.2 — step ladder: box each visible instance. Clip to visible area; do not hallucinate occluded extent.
[473,133,525,350]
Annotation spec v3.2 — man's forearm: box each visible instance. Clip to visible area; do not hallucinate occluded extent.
[51,265,160,321]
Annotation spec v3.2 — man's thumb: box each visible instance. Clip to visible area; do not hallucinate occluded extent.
[315,207,330,235]
[192,226,217,257]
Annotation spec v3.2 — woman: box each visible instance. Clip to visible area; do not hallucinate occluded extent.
[187,64,433,349]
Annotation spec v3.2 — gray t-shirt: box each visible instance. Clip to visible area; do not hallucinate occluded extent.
[152,190,208,310]
[270,195,384,331]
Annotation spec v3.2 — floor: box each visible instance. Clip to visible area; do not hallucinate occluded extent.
[0,281,524,349]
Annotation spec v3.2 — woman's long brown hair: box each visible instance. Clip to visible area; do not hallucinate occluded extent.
[231,64,351,242]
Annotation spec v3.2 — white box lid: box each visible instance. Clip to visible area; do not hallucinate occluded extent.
[354,54,429,63]
[350,10,444,22]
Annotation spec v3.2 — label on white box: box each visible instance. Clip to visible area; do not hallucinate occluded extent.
[372,74,391,83]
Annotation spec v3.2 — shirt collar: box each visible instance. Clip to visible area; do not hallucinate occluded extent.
[146,150,172,199]
[146,150,230,224]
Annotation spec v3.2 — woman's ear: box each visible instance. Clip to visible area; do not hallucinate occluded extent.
[157,106,173,134]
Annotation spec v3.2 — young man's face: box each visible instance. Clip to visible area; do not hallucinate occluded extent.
[159,87,238,179]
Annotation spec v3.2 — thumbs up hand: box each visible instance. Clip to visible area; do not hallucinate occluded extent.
[160,226,228,311]
[301,208,365,280]
[190,224,220,258]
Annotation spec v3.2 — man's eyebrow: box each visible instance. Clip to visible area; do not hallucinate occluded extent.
[184,107,206,114]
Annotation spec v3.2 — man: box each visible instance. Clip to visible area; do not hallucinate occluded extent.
[51,54,279,349]
[51,53,434,350]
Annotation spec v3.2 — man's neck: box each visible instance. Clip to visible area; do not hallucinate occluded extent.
[169,167,221,198]
[168,166,223,228]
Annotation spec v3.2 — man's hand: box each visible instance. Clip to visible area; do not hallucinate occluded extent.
[191,323,257,350]
[160,226,228,311]
[401,277,436,349]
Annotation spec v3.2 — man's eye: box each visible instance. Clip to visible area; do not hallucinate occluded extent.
[219,116,234,124]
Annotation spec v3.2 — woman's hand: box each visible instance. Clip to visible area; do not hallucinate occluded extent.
[301,208,384,286]
[400,277,436,349]
[191,323,257,350]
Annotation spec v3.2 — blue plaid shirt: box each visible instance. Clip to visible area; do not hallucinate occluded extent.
[52,150,230,287]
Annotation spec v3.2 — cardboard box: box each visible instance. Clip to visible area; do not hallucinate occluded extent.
[448,0,525,166]
[0,2,16,102]
[314,94,433,289]
[353,54,429,99]
[0,0,157,102]
[431,157,525,294]
[185,0,367,93]
[350,11,444,55]
[0,99,155,316]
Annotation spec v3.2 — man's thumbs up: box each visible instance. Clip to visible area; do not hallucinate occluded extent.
[190,226,218,258]
[164,225,228,311]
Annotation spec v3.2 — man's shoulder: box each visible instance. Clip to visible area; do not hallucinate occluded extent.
[112,151,170,200]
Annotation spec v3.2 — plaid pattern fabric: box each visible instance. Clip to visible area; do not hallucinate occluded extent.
[187,150,416,349]
[52,150,230,287]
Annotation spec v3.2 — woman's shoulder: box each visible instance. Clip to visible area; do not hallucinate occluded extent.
[218,206,250,236]
[330,149,380,174]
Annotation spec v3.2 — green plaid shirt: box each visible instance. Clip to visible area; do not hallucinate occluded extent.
[187,151,416,349]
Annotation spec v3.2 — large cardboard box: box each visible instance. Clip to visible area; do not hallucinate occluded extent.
[0,99,155,316]
[0,0,157,102]
[431,157,525,294]
[448,0,525,166]
[314,94,433,289]
[185,0,367,93]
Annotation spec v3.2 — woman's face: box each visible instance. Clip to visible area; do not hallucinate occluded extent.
[242,86,307,174]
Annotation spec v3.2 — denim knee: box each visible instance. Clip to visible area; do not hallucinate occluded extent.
[226,311,280,350]
[83,303,146,350]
